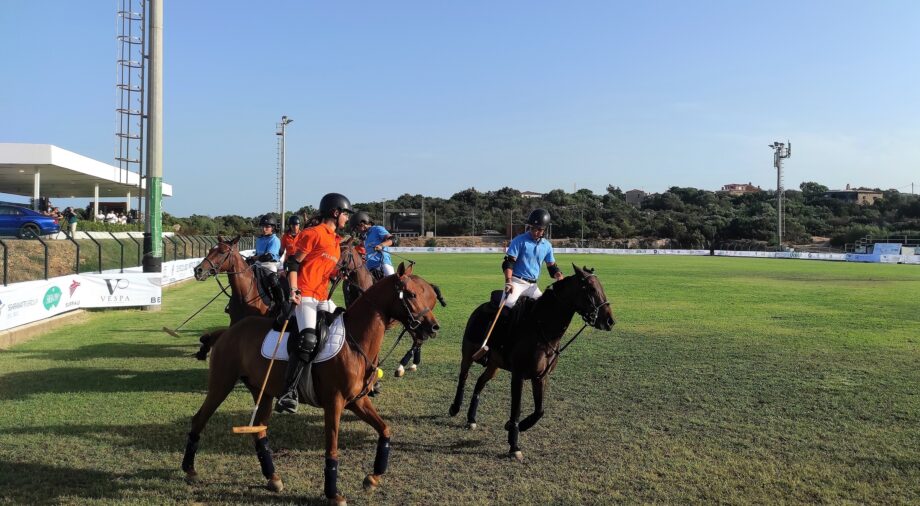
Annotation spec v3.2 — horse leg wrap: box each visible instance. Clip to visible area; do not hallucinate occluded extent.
[373,437,391,475]
[254,437,276,479]
[412,347,421,365]
[467,396,480,424]
[182,432,200,473]
[324,457,339,498]
[399,349,413,367]
[507,421,520,452]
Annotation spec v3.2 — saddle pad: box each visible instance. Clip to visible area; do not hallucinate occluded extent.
[260,315,346,363]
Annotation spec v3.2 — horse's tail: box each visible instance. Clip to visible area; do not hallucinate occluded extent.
[195,328,226,360]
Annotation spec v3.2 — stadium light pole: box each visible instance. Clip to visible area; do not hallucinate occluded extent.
[769,140,791,249]
[277,116,293,226]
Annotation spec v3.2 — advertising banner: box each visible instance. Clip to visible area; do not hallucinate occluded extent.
[873,243,903,255]
[78,273,163,308]
[0,276,84,331]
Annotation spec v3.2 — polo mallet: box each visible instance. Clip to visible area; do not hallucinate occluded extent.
[232,314,292,434]
[471,291,508,361]
[162,289,225,338]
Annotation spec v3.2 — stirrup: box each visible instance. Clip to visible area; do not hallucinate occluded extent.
[275,391,299,414]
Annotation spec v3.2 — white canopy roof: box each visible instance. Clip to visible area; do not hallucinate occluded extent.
[0,143,173,198]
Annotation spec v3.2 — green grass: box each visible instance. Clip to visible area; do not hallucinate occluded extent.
[1,255,919,504]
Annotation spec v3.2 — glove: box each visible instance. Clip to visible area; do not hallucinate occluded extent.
[504,281,513,294]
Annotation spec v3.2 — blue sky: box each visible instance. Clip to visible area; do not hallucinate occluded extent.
[2,1,918,217]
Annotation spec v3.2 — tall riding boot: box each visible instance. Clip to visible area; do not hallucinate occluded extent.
[275,329,318,414]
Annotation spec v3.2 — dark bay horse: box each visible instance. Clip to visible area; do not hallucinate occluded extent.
[448,264,615,460]
[182,263,442,504]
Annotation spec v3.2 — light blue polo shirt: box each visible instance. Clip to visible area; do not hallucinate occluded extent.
[255,234,281,261]
[506,232,555,281]
[365,225,392,269]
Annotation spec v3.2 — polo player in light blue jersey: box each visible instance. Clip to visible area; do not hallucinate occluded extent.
[502,208,564,308]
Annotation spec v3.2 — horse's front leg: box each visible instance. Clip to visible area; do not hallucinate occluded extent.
[449,351,474,417]
[504,371,524,462]
[347,396,391,491]
[519,376,546,432]
[324,398,347,505]
[466,363,499,429]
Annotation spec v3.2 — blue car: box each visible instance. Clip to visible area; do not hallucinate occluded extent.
[0,205,61,238]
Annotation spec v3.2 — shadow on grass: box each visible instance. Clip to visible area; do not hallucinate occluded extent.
[0,461,124,503]
[0,367,206,399]
[12,342,198,362]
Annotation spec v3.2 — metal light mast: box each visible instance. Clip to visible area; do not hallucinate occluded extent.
[276,116,293,226]
[769,140,791,248]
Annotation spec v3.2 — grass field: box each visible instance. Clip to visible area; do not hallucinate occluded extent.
[1,255,919,504]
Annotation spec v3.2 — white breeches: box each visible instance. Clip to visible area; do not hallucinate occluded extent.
[293,297,338,331]
[504,278,542,308]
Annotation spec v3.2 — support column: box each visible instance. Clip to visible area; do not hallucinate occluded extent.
[94,184,100,221]
[33,171,41,211]
[143,0,163,274]
[126,192,132,213]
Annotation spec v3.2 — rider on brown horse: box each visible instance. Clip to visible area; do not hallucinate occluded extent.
[276,193,353,414]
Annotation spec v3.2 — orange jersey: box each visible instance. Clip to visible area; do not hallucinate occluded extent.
[291,224,340,300]
[281,231,301,257]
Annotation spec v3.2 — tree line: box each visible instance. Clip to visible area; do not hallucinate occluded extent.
[164,182,920,249]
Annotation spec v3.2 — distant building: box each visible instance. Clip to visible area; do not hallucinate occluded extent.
[520,191,543,199]
[625,189,647,206]
[823,184,883,205]
[719,182,761,196]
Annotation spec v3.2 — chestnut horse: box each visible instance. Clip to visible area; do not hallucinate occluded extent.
[182,263,442,504]
[193,235,272,324]
[448,264,616,460]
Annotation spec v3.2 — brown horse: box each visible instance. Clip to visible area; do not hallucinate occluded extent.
[182,262,442,504]
[448,264,616,460]
[193,235,272,324]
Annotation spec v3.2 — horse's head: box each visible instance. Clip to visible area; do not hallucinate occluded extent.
[554,264,615,331]
[389,262,444,341]
[194,235,241,281]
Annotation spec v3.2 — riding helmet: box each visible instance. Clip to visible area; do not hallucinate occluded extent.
[319,193,353,217]
[349,211,373,230]
[287,214,302,227]
[527,208,551,228]
[259,214,277,228]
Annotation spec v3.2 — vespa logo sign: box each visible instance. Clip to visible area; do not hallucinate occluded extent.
[102,278,131,303]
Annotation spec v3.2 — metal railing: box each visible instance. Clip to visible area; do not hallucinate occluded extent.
[0,233,255,286]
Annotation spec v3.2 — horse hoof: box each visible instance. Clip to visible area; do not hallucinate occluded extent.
[467,422,477,430]
[266,478,284,492]
[510,450,524,462]
[408,364,417,372]
[184,471,198,484]
[448,404,460,417]
[394,365,405,378]
[328,494,347,506]
[363,474,381,490]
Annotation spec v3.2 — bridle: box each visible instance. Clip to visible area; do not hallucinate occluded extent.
[577,272,611,327]
[395,278,433,331]
[200,244,235,277]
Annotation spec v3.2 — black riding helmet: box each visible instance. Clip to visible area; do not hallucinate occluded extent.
[287,214,301,228]
[527,208,551,228]
[319,193,353,217]
[259,214,277,228]
[349,211,373,230]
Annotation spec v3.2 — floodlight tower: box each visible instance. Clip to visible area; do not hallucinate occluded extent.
[276,116,293,226]
[769,140,791,248]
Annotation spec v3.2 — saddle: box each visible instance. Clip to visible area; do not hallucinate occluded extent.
[469,291,538,363]
[252,265,289,313]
